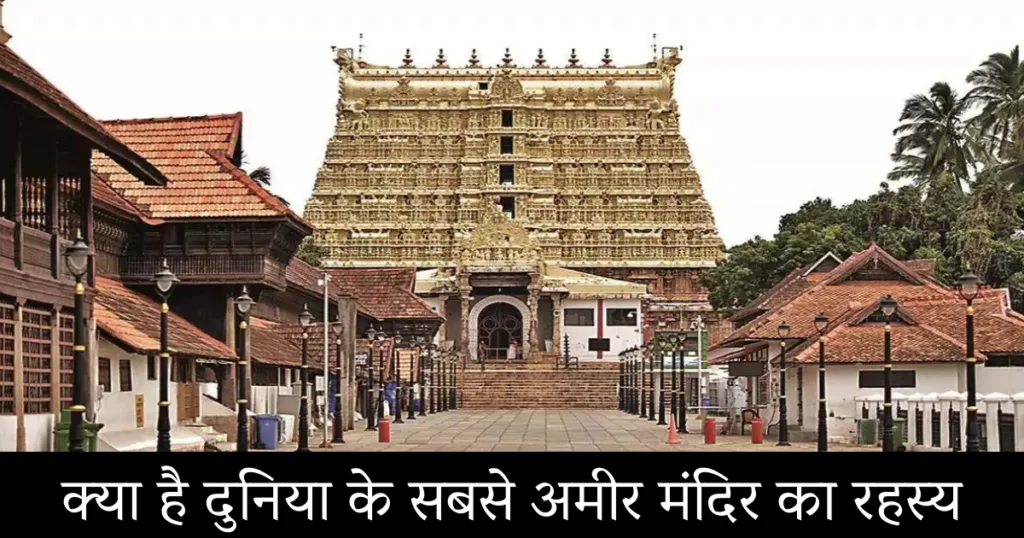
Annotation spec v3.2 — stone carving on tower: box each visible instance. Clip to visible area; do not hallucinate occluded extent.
[305,45,726,303]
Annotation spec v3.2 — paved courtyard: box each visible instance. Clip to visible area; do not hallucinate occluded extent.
[275,410,876,452]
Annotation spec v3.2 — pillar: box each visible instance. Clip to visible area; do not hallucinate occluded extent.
[552,294,563,356]
[220,295,237,410]
[527,285,540,352]
[437,294,448,344]
[460,294,470,357]
[14,301,24,451]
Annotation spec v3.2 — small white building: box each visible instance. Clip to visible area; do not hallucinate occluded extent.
[711,245,1024,445]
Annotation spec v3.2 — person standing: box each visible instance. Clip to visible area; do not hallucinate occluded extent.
[508,340,518,361]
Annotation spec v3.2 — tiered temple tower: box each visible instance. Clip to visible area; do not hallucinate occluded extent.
[305,46,726,345]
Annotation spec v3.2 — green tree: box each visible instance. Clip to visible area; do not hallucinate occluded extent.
[889,82,975,193]
[295,237,328,267]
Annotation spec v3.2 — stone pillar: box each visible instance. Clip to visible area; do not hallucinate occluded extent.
[220,295,237,410]
[437,294,448,344]
[459,292,471,358]
[552,294,563,356]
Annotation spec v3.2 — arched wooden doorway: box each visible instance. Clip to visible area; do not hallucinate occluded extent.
[477,302,524,360]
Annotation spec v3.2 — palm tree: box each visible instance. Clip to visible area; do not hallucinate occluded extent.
[249,166,271,186]
[888,82,975,194]
[966,45,1024,159]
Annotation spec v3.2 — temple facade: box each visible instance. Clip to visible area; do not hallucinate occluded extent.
[304,46,726,361]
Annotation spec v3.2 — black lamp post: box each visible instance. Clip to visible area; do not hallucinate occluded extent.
[393,334,404,423]
[428,344,437,413]
[669,334,679,428]
[296,305,314,452]
[814,312,829,452]
[449,350,458,410]
[440,349,448,412]
[957,269,981,452]
[153,259,179,453]
[777,321,791,446]
[639,346,647,418]
[234,287,254,452]
[647,343,656,421]
[376,329,386,423]
[407,338,420,421]
[657,336,667,425]
[331,314,345,443]
[64,237,92,453]
[880,294,898,453]
[365,326,378,431]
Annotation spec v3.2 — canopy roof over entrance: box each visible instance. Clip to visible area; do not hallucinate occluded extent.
[415,264,647,299]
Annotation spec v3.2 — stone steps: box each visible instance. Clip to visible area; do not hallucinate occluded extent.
[457,370,620,409]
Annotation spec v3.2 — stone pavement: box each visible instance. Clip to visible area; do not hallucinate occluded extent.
[274,410,877,452]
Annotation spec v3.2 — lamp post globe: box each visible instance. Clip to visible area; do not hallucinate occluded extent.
[957,269,981,452]
[296,304,313,452]
[152,259,178,452]
[63,236,92,453]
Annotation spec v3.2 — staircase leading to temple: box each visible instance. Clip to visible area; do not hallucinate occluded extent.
[457,358,620,409]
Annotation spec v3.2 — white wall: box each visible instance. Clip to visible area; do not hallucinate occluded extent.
[561,298,642,361]
[0,415,54,452]
[796,363,961,439]
[976,363,1024,395]
[93,339,178,433]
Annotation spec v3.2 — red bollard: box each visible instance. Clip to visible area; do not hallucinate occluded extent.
[751,417,763,444]
[704,418,716,444]
[378,416,391,443]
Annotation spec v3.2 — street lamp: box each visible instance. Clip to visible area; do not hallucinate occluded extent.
[234,286,254,452]
[427,343,438,413]
[957,268,981,452]
[880,294,898,453]
[440,346,448,412]
[296,304,314,452]
[331,314,345,444]
[417,337,427,417]
[814,312,829,452]
[64,236,92,453]
[657,336,667,425]
[364,327,378,431]
[669,334,679,429]
[777,321,791,446]
[393,334,404,423]
[646,342,655,421]
[449,349,458,410]
[375,329,387,423]
[153,259,179,453]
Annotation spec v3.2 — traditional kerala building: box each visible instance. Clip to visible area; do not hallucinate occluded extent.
[0,36,174,451]
[303,46,727,368]
[710,244,1024,445]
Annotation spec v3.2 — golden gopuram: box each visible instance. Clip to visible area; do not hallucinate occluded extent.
[305,46,727,361]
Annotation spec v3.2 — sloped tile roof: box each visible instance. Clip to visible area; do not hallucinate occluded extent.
[92,172,163,225]
[284,258,377,320]
[904,259,938,279]
[729,266,813,322]
[89,114,309,226]
[271,322,352,370]
[248,316,301,367]
[94,276,236,360]
[326,268,443,321]
[790,321,976,364]
[0,43,167,186]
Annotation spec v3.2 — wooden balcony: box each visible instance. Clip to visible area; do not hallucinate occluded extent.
[118,253,287,289]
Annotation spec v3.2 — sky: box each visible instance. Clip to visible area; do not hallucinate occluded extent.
[5,0,1023,247]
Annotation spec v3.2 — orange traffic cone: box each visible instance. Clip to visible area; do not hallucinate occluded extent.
[667,416,680,444]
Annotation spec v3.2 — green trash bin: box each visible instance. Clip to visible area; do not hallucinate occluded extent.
[54,409,104,452]
[859,418,879,445]
[892,417,906,449]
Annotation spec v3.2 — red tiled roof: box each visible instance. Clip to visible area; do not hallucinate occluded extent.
[729,266,813,322]
[713,244,1024,365]
[94,276,236,360]
[89,114,310,227]
[904,259,938,279]
[0,43,167,186]
[272,322,350,370]
[284,258,377,320]
[91,172,163,225]
[248,317,301,367]
[326,268,443,321]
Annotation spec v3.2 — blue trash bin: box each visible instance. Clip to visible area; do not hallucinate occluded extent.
[254,415,281,450]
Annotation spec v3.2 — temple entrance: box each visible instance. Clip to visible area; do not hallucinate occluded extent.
[477,303,524,361]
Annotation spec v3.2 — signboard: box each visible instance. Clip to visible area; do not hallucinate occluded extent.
[728,361,766,378]
[355,350,370,366]
[588,338,610,352]
[134,394,145,428]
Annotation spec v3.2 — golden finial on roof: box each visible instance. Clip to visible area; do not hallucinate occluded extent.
[601,48,614,67]
[401,48,414,68]
[357,33,364,59]
[534,49,547,67]
[468,48,481,68]
[567,48,580,68]
[501,48,514,67]
[434,49,448,68]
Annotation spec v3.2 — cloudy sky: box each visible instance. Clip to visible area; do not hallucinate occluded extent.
[5,0,1022,246]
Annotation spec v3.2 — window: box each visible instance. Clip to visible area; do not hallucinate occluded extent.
[501,110,513,127]
[500,197,515,219]
[985,355,1024,367]
[147,355,157,380]
[500,136,514,155]
[499,164,514,185]
[119,360,132,392]
[663,277,675,293]
[564,309,595,326]
[98,358,111,392]
[478,82,489,91]
[607,308,638,326]
[858,370,916,388]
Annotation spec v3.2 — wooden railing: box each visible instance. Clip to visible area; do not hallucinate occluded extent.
[119,254,277,284]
